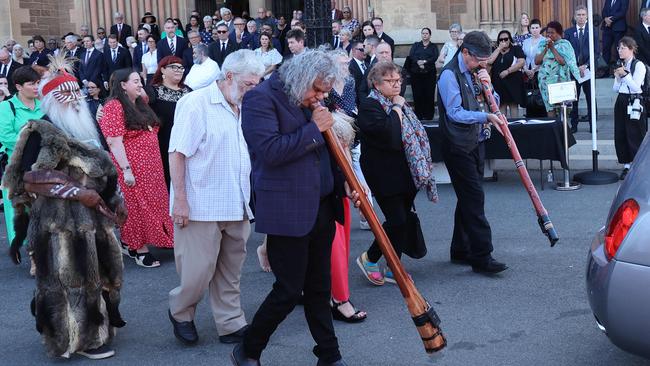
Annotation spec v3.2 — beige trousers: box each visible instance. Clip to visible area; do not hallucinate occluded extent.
[168,220,250,335]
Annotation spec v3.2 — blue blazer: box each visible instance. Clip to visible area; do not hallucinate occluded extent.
[242,73,343,237]
[132,42,149,72]
[79,48,104,84]
[564,24,600,66]
[157,36,188,62]
[602,0,630,32]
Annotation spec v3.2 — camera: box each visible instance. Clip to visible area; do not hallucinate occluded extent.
[628,97,644,120]
[616,59,625,69]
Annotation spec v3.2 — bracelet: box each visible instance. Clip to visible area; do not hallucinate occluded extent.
[392,103,403,110]
[121,165,131,171]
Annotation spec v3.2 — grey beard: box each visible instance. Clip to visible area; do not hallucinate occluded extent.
[40,94,101,146]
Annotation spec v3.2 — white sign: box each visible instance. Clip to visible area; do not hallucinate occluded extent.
[548,81,577,104]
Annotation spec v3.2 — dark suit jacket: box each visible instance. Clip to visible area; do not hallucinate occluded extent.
[28,49,52,67]
[348,59,365,102]
[110,23,133,47]
[63,47,85,84]
[602,0,629,32]
[157,36,188,62]
[102,46,132,82]
[357,56,378,101]
[378,32,395,54]
[357,97,416,197]
[564,23,600,67]
[79,48,104,84]
[635,24,650,65]
[132,42,149,72]
[207,40,239,67]
[241,73,343,237]
[1,60,21,94]
[182,47,194,74]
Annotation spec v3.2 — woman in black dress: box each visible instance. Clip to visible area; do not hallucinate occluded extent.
[406,27,439,120]
[487,30,526,117]
[144,55,191,188]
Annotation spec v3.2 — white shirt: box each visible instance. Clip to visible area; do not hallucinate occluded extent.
[184,57,221,90]
[169,82,252,221]
[522,36,542,69]
[141,50,158,74]
[254,47,282,79]
[613,58,646,94]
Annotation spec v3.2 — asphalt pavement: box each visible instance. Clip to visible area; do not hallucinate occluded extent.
[0,170,648,366]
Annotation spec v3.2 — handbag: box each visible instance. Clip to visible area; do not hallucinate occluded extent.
[525,75,545,109]
[401,206,427,259]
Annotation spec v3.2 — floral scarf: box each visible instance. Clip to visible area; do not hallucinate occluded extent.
[368,89,438,202]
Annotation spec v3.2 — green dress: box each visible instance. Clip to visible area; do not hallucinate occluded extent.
[0,95,42,246]
[537,38,580,111]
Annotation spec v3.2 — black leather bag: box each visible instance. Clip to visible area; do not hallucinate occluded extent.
[401,208,427,259]
[524,75,546,117]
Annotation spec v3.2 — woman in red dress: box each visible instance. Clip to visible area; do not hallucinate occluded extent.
[99,69,174,268]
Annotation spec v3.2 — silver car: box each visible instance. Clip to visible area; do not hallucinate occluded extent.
[586,134,650,360]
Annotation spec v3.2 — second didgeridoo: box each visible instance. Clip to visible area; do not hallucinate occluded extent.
[476,74,559,246]
[321,127,446,354]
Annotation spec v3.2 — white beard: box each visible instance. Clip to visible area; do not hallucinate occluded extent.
[40,93,102,148]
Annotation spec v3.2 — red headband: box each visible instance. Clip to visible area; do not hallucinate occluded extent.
[42,72,79,97]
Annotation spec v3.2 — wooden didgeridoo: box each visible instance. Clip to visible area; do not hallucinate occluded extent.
[476,74,559,246]
[321,127,446,353]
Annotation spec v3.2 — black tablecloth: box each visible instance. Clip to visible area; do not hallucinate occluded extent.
[424,119,576,169]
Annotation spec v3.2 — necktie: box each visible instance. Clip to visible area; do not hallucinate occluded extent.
[0,64,5,76]
[118,24,122,40]
[143,42,148,53]
[170,39,175,54]
[66,50,72,58]
[578,28,584,64]
[360,62,366,72]
[334,35,339,48]
[85,50,91,64]
[112,49,117,62]
[221,42,226,53]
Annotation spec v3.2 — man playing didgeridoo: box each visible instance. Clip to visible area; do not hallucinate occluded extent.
[437,31,508,274]
[232,49,360,366]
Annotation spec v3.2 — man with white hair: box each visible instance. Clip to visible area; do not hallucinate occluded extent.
[63,34,84,86]
[233,49,358,366]
[3,54,125,360]
[219,7,235,32]
[167,49,264,346]
[110,11,133,48]
[184,43,220,90]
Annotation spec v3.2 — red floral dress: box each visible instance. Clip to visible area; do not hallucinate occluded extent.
[99,100,174,250]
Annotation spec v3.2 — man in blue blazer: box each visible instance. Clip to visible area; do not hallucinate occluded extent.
[601,0,629,67]
[565,5,600,132]
[234,49,354,366]
[132,28,150,73]
[157,20,188,62]
[101,35,132,89]
[79,35,104,88]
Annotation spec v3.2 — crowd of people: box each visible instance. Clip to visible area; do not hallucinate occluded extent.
[0,1,648,365]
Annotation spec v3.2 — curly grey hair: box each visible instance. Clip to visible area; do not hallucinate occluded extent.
[278,49,341,105]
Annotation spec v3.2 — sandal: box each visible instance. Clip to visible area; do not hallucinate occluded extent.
[331,299,367,323]
[134,252,160,268]
[120,242,137,258]
[356,251,384,286]
[384,269,413,284]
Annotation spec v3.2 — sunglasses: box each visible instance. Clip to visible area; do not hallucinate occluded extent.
[499,38,509,42]
[98,32,105,35]
[216,30,227,34]
[356,48,364,52]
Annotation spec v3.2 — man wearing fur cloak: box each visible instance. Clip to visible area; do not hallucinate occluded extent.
[2,55,127,360]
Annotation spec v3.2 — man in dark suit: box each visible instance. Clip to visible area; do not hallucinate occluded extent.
[371,17,395,54]
[565,5,600,133]
[79,36,104,88]
[642,1,650,15]
[357,35,380,101]
[102,35,132,89]
[234,49,354,366]
[110,12,133,48]
[0,48,21,94]
[348,41,366,102]
[132,28,150,73]
[208,23,239,67]
[331,0,343,20]
[62,34,85,86]
[635,7,650,65]
[157,20,188,62]
[182,30,203,73]
[601,0,630,67]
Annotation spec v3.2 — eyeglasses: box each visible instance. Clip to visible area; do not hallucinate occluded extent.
[356,48,364,52]
[234,23,246,26]
[147,40,156,43]
[343,11,350,14]
[382,78,402,86]
[98,32,105,35]
[498,38,509,42]
[166,65,185,71]
[216,30,228,34]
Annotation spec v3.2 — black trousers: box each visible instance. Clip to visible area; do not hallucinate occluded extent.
[571,78,596,128]
[614,94,647,164]
[602,29,625,65]
[366,191,417,263]
[411,72,436,120]
[441,140,494,264]
[243,197,340,363]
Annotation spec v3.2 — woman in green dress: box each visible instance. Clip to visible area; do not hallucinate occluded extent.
[0,66,42,247]
[534,21,580,117]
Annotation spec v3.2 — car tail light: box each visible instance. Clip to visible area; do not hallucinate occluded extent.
[604,199,640,260]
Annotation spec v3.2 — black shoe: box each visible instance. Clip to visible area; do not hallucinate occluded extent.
[168,309,198,345]
[220,325,248,344]
[620,168,629,180]
[471,258,508,274]
[450,251,470,265]
[230,343,260,366]
[77,345,115,359]
[316,359,348,366]
[570,125,578,134]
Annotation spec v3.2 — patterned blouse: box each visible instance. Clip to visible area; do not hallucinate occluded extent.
[513,32,532,47]
[342,18,360,35]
